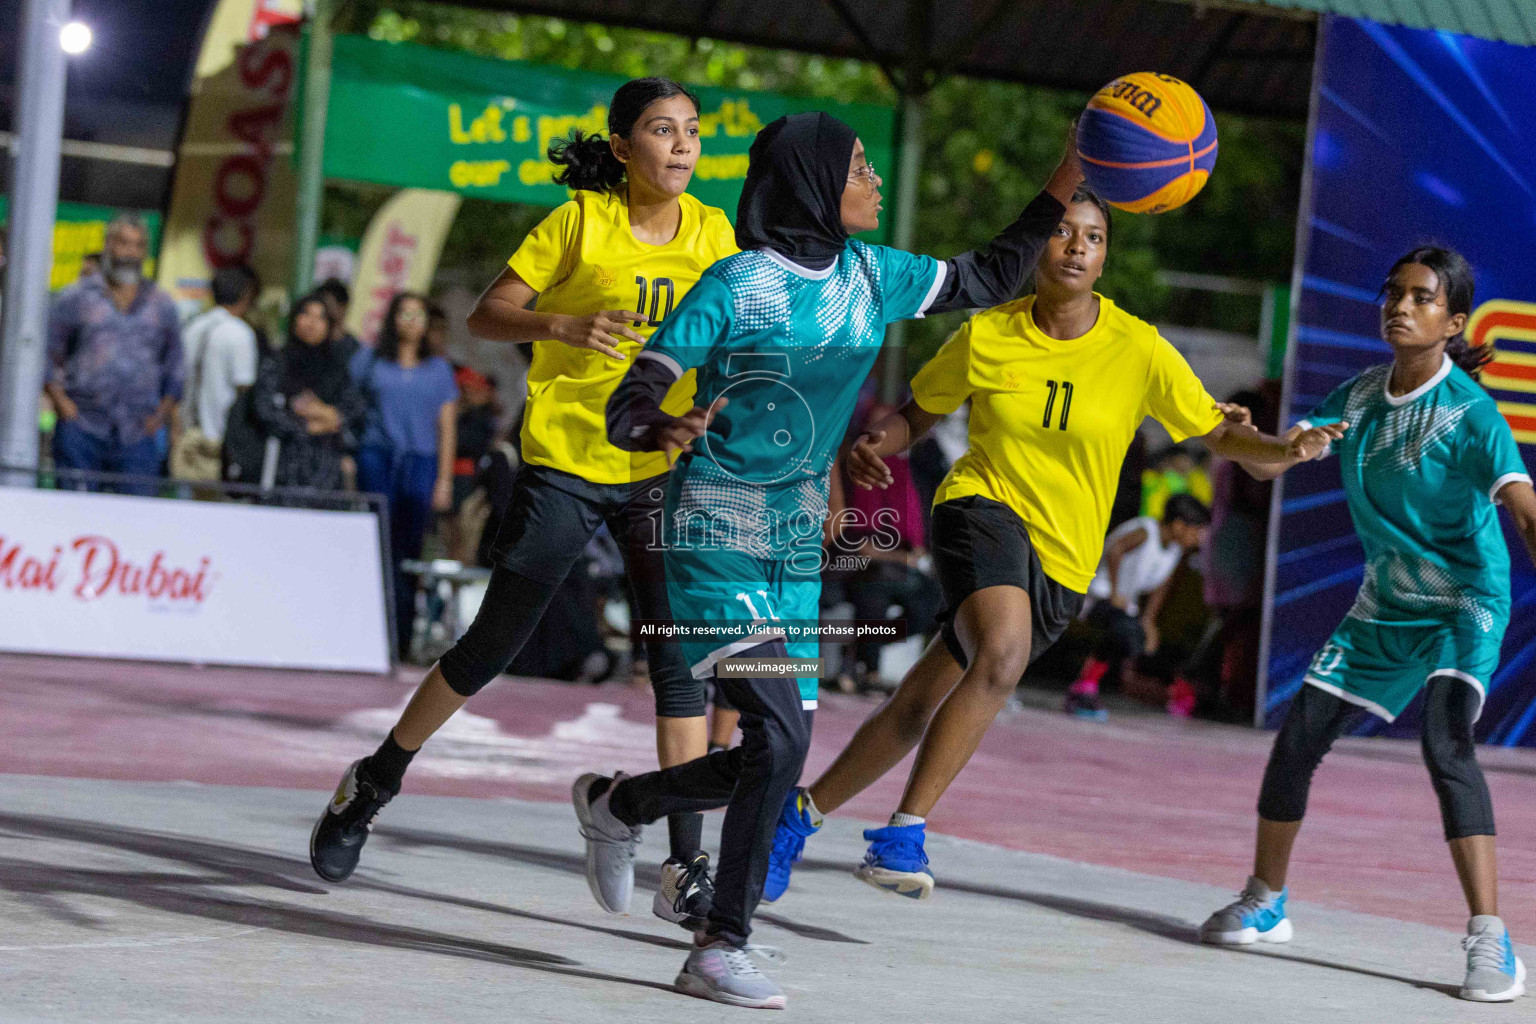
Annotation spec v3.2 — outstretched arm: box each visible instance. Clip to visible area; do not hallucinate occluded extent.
[1202,418,1348,480]
[922,125,1085,316]
[1497,480,1536,569]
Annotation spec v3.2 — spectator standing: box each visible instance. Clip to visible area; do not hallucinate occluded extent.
[351,292,459,659]
[173,264,260,483]
[253,292,366,492]
[44,214,183,494]
[316,278,362,365]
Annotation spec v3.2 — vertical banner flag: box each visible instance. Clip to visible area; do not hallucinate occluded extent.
[157,0,303,308]
[345,189,462,343]
[1265,16,1536,746]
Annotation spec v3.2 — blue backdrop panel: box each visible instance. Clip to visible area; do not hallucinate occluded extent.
[1267,16,1536,746]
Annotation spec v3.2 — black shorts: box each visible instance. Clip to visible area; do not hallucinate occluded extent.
[489,463,699,716]
[931,496,1085,668]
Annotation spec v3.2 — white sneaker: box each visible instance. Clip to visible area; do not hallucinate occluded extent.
[1461,916,1527,1002]
[571,773,640,915]
[675,941,787,1009]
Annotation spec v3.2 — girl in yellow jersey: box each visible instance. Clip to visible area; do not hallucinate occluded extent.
[763,185,1345,901]
[310,78,738,930]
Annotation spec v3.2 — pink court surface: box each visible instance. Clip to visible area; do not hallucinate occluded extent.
[2,651,1532,939]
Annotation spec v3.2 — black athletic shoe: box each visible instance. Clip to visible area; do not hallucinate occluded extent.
[310,759,393,882]
[653,852,715,931]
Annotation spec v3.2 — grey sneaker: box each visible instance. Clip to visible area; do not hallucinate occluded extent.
[675,941,787,1009]
[1199,876,1292,945]
[1461,916,1527,1002]
[572,772,640,914]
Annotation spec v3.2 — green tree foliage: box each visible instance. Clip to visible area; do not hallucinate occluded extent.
[327,0,1303,365]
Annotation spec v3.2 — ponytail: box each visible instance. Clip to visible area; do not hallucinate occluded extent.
[1446,333,1493,379]
[549,131,626,192]
[547,76,700,195]
[1384,246,1489,380]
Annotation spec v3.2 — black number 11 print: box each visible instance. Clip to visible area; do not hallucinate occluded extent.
[1043,380,1074,430]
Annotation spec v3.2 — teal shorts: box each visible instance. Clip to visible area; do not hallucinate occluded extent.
[1303,616,1502,722]
[664,546,821,709]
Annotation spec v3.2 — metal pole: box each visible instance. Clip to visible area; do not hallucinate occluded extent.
[0,0,70,482]
[880,89,924,403]
[290,0,334,298]
[879,0,932,403]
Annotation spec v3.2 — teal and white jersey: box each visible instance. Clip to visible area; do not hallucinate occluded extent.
[640,240,944,562]
[1301,355,1531,635]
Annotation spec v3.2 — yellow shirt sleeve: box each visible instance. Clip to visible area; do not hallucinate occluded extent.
[706,210,741,262]
[508,200,581,292]
[911,321,974,415]
[1144,335,1224,442]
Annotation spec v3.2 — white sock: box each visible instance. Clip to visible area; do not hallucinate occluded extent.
[800,789,825,827]
[890,812,925,828]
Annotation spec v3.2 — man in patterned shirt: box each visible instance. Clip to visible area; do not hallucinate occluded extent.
[44,214,183,493]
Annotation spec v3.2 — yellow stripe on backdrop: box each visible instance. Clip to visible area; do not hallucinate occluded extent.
[156,0,303,313]
[344,189,463,343]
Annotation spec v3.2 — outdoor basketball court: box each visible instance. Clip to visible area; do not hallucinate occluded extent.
[1,654,1530,1022]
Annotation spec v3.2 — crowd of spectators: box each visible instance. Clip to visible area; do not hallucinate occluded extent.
[34,224,1273,715]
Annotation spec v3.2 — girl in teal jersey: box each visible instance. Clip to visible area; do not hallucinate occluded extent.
[1203,247,1536,1003]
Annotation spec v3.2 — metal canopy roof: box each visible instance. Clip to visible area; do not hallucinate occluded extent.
[451,0,1536,119]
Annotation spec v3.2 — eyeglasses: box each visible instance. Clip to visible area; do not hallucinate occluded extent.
[849,161,878,185]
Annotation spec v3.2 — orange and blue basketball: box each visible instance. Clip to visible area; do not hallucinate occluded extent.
[1077,73,1218,214]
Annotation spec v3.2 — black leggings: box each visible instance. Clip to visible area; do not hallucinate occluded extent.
[437,464,697,715]
[1258,677,1495,840]
[609,640,813,948]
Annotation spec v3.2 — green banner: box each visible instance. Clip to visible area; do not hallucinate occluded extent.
[319,35,895,239]
[0,198,163,291]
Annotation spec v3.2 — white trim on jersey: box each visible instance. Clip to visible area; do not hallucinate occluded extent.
[1428,668,1487,724]
[1304,674,1396,722]
[636,349,683,379]
[914,260,948,319]
[1381,354,1451,407]
[1489,471,1532,505]
[758,247,837,280]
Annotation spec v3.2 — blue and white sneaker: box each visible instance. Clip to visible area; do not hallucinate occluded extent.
[1461,916,1527,1002]
[853,823,934,899]
[1199,876,1292,945]
[763,788,820,903]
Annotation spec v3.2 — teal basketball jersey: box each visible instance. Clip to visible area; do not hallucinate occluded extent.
[1301,356,1530,635]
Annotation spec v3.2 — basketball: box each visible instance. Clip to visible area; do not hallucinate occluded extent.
[1077,72,1218,214]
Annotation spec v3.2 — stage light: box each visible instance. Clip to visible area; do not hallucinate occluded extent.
[59,21,92,55]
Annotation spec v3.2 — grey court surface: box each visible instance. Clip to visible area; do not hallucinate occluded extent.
[0,773,1523,1024]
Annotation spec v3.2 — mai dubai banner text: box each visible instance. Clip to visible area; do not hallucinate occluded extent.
[1265,16,1536,746]
[0,488,389,673]
[314,35,895,238]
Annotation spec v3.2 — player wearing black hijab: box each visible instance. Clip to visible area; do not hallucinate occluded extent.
[571,111,1087,1008]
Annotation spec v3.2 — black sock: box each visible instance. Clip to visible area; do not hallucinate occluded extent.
[360,730,416,795]
[667,812,704,862]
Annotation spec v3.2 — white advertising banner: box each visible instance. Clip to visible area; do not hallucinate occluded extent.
[0,488,389,673]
